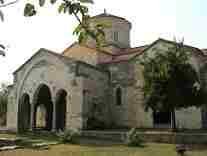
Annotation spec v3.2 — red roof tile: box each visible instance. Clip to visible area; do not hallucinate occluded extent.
[99,45,148,64]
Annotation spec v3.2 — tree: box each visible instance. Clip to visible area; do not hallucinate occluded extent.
[0,0,19,22]
[139,41,205,129]
[0,0,19,57]
[24,0,108,47]
[0,83,8,126]
[0,0,106,57]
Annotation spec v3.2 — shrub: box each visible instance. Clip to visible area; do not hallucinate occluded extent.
[57,129,80,144]
[126,128,144,147]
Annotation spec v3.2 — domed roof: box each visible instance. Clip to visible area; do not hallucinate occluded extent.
[91,10,131,25]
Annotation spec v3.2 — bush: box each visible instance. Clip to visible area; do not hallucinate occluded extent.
[126,128,144,147]
[57,129,80,144]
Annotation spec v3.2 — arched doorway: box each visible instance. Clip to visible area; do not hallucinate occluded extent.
[33,84,53,131]
[36,104,47,128]
[153,111,171,128]
[55,89,67,131]
[18,93,31,132]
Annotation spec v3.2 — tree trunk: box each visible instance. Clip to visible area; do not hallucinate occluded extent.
[171,109,176,130]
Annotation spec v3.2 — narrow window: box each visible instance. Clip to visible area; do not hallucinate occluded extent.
[114,31,119,41]
[116,87,122,106]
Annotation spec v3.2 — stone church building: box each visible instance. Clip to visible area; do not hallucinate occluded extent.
[6,12,207,132]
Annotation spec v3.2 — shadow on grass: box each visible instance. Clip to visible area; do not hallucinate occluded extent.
[17,131,59,142]
[62,137,147,148]
[4,131,148,150]
[12,131,60,150]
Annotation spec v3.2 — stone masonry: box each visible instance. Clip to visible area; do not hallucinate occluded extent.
[6,11,207,132]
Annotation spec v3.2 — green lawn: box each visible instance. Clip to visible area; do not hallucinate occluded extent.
[0,133,207,156]
[0,143,207,156]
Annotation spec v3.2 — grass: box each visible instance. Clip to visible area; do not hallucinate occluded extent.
[0,131,59,149]
[0,133,17,139]
[0,131,59,141]
[0,143,207,156]
[0,132,207,156]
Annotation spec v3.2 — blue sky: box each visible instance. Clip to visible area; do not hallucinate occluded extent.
[0,0,207,84]
[175,0,207,47]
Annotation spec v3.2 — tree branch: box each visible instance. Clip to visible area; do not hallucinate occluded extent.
[73,12,82,24]
[0,0,18,8]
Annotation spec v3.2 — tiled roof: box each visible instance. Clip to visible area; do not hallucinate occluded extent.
[62,42,148,64]
[62,42,113,56]
[62,38,205,65]
[99,45,148,64]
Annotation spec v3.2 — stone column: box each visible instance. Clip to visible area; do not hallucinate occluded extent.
[52,98,56,132]
[30,103,34,131]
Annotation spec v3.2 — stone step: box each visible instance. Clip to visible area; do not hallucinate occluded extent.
[80,130,127,143]
[76,137,125,145]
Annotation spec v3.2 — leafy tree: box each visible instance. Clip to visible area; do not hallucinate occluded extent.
[0,83,8,126]
[139,41,205,129]
[0,0,106,56]
[0,0,19,22]
[24,0,108,47]
[0,0,19,57]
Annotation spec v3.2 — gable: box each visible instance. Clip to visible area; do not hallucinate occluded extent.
[62,44,98,65]
[13,48,75,80]
[132,39,204,61]
[132,38,204,74]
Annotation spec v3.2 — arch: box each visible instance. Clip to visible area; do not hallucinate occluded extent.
[33,84,53,131]
[16,59,53,108]
[18,93,31,132]
[16,54,71,105]
[116,87,122,106]
[55,89,67,131]
[153,111,171,128]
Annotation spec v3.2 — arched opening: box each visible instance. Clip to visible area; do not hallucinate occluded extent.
[18,93,31,132]
[36,104,47,128]
[33,84,53,131]
[116,87,122,106]
[55,89,67,131]
[153,111,171,128]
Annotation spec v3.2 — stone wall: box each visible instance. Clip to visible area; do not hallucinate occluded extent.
[6,86,17,131]
[104,61,153,128]
[131,61,153,128]
[76,62,110,128]
[103,40,205,129]
[88,16,131,49]
[136,132,207,144]
[7,49,86,131]
[175,107,202,129]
